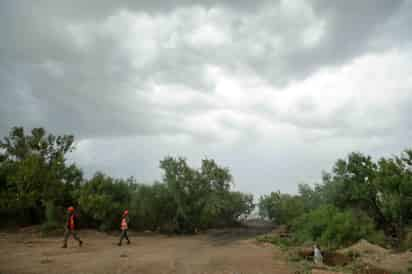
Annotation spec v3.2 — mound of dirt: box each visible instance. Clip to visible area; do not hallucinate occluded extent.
[339,239,388,256]
[371,251,412,273]
[339,240,412,273]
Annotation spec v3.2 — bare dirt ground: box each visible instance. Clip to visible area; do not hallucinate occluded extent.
[0,228,293,274]
[338,239,412,273]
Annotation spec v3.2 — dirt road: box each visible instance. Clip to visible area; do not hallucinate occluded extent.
[0,229,293,274]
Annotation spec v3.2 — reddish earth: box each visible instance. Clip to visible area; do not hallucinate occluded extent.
[0,229,293,274]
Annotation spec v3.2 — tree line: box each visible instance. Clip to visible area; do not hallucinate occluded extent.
[0,127,254,233]
[259,150,412,248]
[1,126,411,249]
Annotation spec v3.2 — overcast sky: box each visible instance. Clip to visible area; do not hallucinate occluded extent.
[1,0,412,196]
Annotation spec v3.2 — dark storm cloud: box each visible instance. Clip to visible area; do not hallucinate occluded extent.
[1,0,412,195]
[290,0,405,66]
[0,0,409,136]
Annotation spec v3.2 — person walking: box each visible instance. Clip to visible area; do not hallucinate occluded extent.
[118,209,130,246]
[62,206,83,248]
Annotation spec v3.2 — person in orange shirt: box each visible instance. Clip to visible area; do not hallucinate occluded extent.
[118,209,130,246]
[62,206,83,248]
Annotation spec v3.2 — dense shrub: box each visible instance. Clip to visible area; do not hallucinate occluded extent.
[291,205,384,249]
[75,159,254,233]
[129,183,176,231]
[78,173,132,231]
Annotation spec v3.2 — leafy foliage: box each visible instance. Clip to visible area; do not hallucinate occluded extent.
[258,192,305,225]
[291,205,384,248]
[259,149,412,248]
[0,126,254,232]
[160,157,254,232]
[78,173,133,231]
[0,127,81,225]
[2,125,412,250]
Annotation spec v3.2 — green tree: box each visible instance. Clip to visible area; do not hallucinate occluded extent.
[0,127,81,225]
[78,172,131,231]
[298,183,323,212]
[129,182,176,231]
[319,153,391,232]
[159,157,252,232]
[320,151,412,243]
[258,191,305,225]
[291,205,384,249]
[374,152,412,244]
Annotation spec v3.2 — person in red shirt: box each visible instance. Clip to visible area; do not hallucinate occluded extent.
[62,206,83,248]
[118,209,130,246]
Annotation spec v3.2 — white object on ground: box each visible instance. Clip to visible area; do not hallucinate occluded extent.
[313,246,323,264]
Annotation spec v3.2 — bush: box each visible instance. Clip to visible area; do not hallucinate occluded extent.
[78,173,131,231]
[129,183,176,231]
[291,205,383,249]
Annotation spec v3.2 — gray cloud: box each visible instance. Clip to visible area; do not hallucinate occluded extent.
[1,0,412,195]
